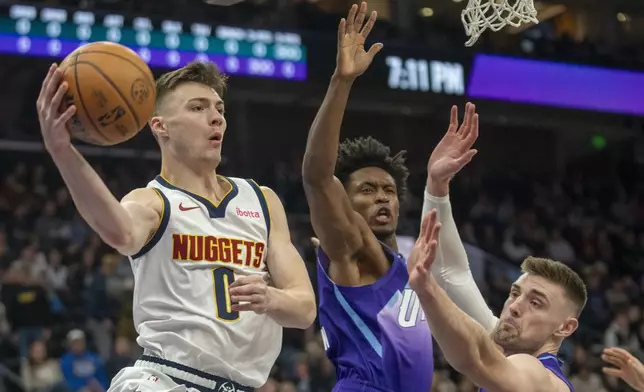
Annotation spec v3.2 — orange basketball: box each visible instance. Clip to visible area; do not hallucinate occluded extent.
[58,41,156,146]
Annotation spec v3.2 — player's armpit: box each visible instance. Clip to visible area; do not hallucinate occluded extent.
[302,175,364,262]
[261,186,316,329]
[117,188,164,257]
[471,354,568,392]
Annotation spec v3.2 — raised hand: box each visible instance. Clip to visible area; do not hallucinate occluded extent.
[407,209,442,293]
[427,103,479,190]
[36,63,77,154]
[602,347,644,391]
[334,2,383,81]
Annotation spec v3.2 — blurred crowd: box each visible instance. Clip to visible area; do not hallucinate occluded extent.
[0,148,642,392]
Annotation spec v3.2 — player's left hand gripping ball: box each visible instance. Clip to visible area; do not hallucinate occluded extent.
[229,275,271,314]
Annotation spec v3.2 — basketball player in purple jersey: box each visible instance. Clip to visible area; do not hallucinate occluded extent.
[302,2,433,391]
[408,107,583,391]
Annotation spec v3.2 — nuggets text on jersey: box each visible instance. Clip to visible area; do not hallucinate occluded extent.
[171,233,266,268]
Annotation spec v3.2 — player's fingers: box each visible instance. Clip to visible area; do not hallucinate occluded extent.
[419,210,433,240]
[229,283,256,295]
[231,302,266,313]
[447,105,458,133]
[367,43,383,59]
[354,2,367,33]
[463,113,479,147]
[430,219,442,243]
[229,274,262,287]
[607,347,634,359]
[44,68,63,103]
[346,4,358,33]
[231,302,255,312]
[602,367,623,377]
[425,239,439,268]
[459,103,475,139]
[230,294,263,304]
[360,10,377,38]
[54,105,76,129]
[464,103,475,133]
[337,18,346,44]
[457,106,470,136]
[49,82,69,118]
[426,209,437,241]
[601,353,624,367]
[38,63,57,104]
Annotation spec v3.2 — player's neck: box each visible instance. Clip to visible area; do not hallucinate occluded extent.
[160,156,225,199]
[503,342,559,358]
[382,235,398,252]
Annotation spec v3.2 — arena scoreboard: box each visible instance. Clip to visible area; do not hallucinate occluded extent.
[0,4,307,80]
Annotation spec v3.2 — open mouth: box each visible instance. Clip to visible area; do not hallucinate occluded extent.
[209,133,222,142]
[374,207,392,223]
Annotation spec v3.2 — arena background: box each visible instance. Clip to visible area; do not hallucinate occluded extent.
[0,0,643,391]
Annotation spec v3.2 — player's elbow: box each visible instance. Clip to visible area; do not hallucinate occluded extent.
[108,230,136,255]
[298,294,317,329]
[101,224,141,256]
[287,290,317,329]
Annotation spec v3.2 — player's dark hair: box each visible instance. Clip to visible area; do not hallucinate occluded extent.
[335,136,409,200]
[521,256,587,317]
[154,61,228,114]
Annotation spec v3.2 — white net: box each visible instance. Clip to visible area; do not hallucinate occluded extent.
[461,0,539,47]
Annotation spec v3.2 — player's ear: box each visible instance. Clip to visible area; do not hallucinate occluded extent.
[554,317,578,338]
[149,115,168,139]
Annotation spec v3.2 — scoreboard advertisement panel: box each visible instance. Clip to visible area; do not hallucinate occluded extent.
[0,4,307,80]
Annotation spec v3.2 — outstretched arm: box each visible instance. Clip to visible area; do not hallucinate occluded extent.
[302,2,383,263]
[37,63,161,256]
[422,103,497,331]
[407,214,566,392]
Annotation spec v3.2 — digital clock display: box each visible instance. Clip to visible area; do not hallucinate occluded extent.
[0,4,307,80]
[385,55,465,95]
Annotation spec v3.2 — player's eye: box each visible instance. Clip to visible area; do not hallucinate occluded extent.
[191,105,205,111]
[361,188,373,194]
[530,301,541,308]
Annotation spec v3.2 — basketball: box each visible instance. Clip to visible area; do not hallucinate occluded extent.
[58,41,156,146]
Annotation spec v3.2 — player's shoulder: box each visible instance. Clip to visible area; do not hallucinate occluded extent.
[226,176,280,204]
[506,354,570,392]
[121,187,165,212]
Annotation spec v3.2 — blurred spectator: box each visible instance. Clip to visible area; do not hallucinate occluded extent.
[21,340,64,392]
[104,337,135,382]
[1,265,52,358]
[570,365,606,392]
[60,330,108,392]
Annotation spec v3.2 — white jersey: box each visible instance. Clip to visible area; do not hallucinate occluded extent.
[128,174,282,388]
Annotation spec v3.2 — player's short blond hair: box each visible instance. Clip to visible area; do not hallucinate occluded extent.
[521,256,587,316]
[154,61,228,114]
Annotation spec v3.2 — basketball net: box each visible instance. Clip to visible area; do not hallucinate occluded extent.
[461,0,539,47]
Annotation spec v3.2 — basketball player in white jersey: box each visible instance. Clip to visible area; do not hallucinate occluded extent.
[36,61,316,392]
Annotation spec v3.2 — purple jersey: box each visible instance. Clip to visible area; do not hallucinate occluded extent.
[480,353,574,392]
[316,244,434,392]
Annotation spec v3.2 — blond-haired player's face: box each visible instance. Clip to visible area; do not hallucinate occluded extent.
[153,82,226,165]
[491,274,578,354]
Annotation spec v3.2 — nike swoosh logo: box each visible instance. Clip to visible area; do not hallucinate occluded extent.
[178,203,200,211]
